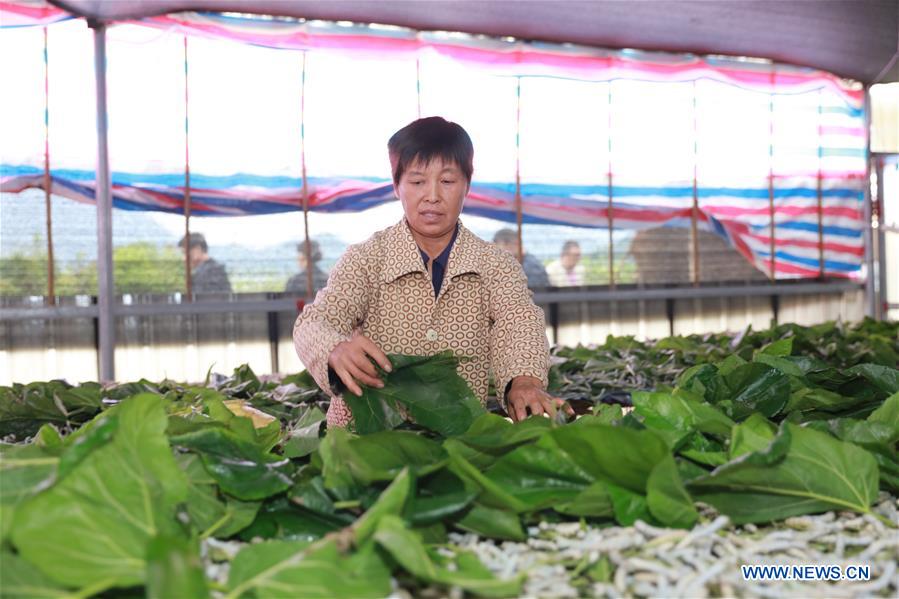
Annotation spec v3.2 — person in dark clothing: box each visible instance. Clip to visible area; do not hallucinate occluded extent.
[493,228,550,289]
[285,240,329,298]
[177,232,232,293]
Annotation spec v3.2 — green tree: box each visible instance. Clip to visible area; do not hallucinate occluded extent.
[0,253,48,296]
[0,243,186,296]
[55,254,99,295]
[112,242,185,293]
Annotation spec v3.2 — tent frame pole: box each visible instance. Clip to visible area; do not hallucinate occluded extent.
[767,67,777,281]
[690,79,700,286]
[90,20,115,381]
[183,35,193,298]
[43,26,56,303]
[514,75,523,264]
[863,86,876,318]
[607,78,615,289]
[872,154,887,321]
[300,51,314,301]
[816,89,825,278]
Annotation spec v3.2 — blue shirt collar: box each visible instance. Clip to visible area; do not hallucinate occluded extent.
[418,223,460,297]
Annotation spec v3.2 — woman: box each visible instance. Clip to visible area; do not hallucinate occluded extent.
[293,117,571,427]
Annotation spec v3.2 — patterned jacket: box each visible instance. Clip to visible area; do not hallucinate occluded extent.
[293,219,550,427]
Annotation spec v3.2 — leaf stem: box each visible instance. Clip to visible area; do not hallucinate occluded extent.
[870,510,898,529]
[0,457,60,467]
[69,577,118,599]
[223,535,333,599]
[200,508,233,540]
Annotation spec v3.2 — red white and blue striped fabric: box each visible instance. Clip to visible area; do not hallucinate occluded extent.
[1,166,865,279]
[0,1,69,27]
[0,5,864,108]
[0,4,867,280]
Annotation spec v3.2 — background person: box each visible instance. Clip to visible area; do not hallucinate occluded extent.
[547,240,584,286]
[492,228,550,289]
[285,239,329,297]
[177,232,232,293]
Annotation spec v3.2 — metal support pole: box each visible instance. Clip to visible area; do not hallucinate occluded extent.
[767,67,777,281]
[43,26,55,303]
[514,76,524,264]
[607,79,615,288]
[874,155,887,320]
[863,87,876,318]
[91,21,115,381]
[665,297,675,336]
[300,51,314,300]
[549,302,559,345]
[415,47,422,120]
[690,80,700,286]
[183,35,193,298]
[267,301,280,374]
[816,89,825,278]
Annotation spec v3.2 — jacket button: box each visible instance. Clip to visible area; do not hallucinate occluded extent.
[426,329,439,341]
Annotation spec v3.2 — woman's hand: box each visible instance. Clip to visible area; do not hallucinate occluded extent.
[327,333,392,397]
[506,376,575,422]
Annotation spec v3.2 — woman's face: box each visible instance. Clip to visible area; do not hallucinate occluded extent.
[396,157,469,244]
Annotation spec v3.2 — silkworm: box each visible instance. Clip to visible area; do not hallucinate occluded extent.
[675,515,730,549]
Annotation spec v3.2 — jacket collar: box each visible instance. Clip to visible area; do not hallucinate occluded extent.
[445,223,481,280]
[381,219,482,284]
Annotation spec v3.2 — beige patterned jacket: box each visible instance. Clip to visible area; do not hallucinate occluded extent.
[293,219,550,427]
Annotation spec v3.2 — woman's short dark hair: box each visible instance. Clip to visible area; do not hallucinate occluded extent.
[388,117,474,186]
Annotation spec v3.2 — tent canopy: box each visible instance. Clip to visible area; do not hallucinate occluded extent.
[48,0,899,85]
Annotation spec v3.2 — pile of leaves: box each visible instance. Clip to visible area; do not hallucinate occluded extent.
[549,317,899,407]
[1,322,897,598]
[0,367,329,444]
